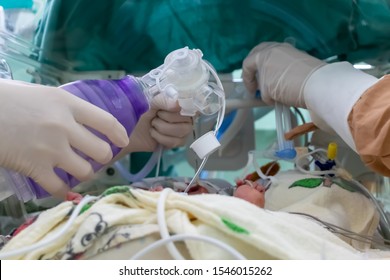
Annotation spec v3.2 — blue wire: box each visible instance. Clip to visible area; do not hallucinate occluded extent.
[216,110,237,140]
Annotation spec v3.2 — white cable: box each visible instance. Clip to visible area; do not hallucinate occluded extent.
[130,233,247,260]
[0,195,97,259]
[295,147,390,240]
[155,144,163,178]
[156,188,185,260]
[345,177,390,240]
[185,156,209,193]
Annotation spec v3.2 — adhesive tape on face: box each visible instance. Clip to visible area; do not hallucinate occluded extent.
[190,131,221,159]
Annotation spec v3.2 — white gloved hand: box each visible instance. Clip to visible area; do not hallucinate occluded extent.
[242,42,326,108]
[242,41,379,160]
[125,93,193,153]
[0,79,129,198]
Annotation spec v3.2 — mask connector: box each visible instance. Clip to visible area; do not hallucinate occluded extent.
[140,46,224,117]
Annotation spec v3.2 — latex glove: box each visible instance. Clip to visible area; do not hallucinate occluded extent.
[242,42,326,108]
[125,93,193,153]
[0,79,129,198]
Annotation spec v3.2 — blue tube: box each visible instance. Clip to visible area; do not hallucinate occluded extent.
[216,110,237,140]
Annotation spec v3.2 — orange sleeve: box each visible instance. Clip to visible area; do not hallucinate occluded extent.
[348,75,390,176]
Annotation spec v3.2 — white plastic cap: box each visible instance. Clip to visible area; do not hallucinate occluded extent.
[190,131,221,159]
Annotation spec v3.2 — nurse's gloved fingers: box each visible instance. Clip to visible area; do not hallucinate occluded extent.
[33,169,70,199]
[156,110,193,124]
[149,128,187,148]
[57,149,95,183]
[69,95,129,148]
[151,117,193,138]
[242,54,259,94]
[69,123,113,164]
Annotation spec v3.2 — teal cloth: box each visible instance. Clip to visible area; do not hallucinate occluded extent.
[0,0,33,9]
[129,152,174,178]
[34,0,390,73]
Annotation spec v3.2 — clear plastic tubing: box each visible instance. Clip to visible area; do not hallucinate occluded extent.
[274,102,296,159]
[27,75,150,198]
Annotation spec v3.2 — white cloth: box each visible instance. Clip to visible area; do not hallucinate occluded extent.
[304,62,378,152]
[2,186,389,260]
[265,170,380,250]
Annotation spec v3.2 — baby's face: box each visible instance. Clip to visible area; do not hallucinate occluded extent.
[234,181,266,208]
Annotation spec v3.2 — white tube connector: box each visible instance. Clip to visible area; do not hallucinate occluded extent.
[190,131,221,159]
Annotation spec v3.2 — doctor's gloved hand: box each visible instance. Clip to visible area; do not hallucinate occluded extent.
[124,93,193,153]
[242,42,326,108]
[0,79,129,199]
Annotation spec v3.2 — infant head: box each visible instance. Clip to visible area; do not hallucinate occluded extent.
[234,180,266,208]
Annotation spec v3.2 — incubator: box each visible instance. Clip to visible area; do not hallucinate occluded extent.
[1,0,390,260]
